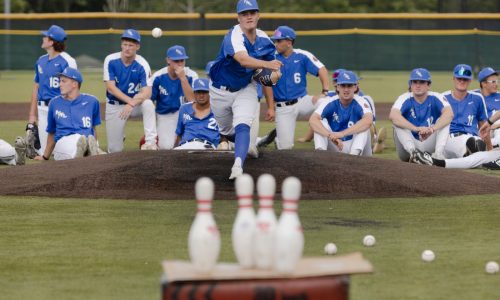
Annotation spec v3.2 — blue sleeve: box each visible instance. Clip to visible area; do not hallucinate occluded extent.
[477,99,488,121]
[321,102,334,119]
[92,99,101,126]
[140,67,148,88]
[305,56,320,76]
[34,62,39,83]
[175,107,185,137]
[222,34,236,57]
[151,77,159,101]
[46,102,56,133]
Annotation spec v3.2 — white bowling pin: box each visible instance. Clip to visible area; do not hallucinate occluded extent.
[232,174,256,268]
[254,174,277,269]
[188,177,221,273]
[274,176,304,274]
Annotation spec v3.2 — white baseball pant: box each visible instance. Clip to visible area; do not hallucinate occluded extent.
[314,120,372,156]
[250,100,260,149]
[444,134,482,158]
[53,134,85,161]
[157,111,178,150]
[491,127,500,147]
[275,95,327,150]
[209,82,258,136]
[0,139,16,165]
[105,99,157,153]
[174,141,216,150]
[445,149,500,168]
[393,125,449,161]
[37,102,49,156]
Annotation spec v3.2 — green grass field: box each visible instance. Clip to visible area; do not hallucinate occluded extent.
[1,70,499,300]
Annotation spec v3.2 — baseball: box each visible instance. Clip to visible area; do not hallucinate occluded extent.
[363,235,376,247]
[421,250,435,262]
[324,243,337,255]
[485,261,499,274]
[151,27,162,38]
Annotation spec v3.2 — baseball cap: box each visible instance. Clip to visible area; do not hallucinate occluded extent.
[166,45,189,60]
[332,68,347,81]
[58,67,83,83]
[121,29,141,43]
[236,0,259,14]
[41,25,66,42]
[453,64,473,80]
[409,68,431,84]
[478,67,498,82]
[205,60,215,75]
[193,78,210,92]
[271,26,296,41]
[336,70,358,85]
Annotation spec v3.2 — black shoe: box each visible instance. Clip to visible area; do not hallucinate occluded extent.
[257,128,277,148]
[482,159,500,170]
[466,137,486,155]
[410,149,434,166]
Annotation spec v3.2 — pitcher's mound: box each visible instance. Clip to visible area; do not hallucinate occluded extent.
[0,150,498,200]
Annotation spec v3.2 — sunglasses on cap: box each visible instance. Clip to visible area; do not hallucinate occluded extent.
[455,69,472,77]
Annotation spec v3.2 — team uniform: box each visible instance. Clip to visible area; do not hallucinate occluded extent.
[46,93,101,160]
[392,91,450,161]
[103,52,156,153]
[273,49,326,149]
[314,94,372,155]
[149,66,198,149]
[174,103,220,150]
[0,139,16,165]
[442,90,488,158]
[483,92,500,147]
[34,52,77,155]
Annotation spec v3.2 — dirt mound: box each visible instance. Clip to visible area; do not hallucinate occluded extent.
[0,150,498,200]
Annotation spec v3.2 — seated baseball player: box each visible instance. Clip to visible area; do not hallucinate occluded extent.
[476,67,500,148]
[442,64,489,158]
[0,138,27,166]
[33,67,102,161]
[411,110,500,170]
[174,78,220,150]
[389,68,453,162]
[309,70,373,155]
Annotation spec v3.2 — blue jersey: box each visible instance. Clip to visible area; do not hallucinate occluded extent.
[103,52,151,103]
[392,91,449,139]
[443,91,488,136]
[483,92,500,118]
[273,49,324,101]
[210,25,275,91]
[149,67,198,114]
[34,52,77,102]
[46,93,101,142]
[176,103,220,147]
[315,95,372,141]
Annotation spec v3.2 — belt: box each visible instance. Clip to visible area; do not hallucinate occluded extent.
[187,138,214,148]
[450,132,467,138]
[38,99,51,106]
[212,82,241,93]
[108,99,126,105]
[275,99,298,107]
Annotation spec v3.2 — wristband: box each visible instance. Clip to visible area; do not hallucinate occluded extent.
[322,89,329,95]
[488,118,494,125]
[42,155,49,161]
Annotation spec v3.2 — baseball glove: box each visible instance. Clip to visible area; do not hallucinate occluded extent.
[25,122,40,159]
[252,68,281,86]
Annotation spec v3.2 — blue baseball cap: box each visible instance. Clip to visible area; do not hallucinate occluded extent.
[409,68,431,84]
[41,25,66,42]
[205,60,215,75]
[236,0,259,14]
[58,67,83,83]
[272,26,296,41]
[478,67,498,82]
[166,45,189,60]
[332,68,347,82]
[121,29,141,43]
[453,64,473,80]
[336,70,358,85]
[193,78,210,92]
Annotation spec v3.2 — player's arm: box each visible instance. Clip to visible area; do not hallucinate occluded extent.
[309,113,333,138]
[432,106,453,131]
[317,67,330,94]
[233,51,282,71]
[389,108,423,132]
[29,83,39,123]
[133,86,152,105]
[105,81,135,105]
[174,135,181,147]
[176,67,194,102]
[338,113,373,138]
[34,133,55,161]
[262,86,275,121]
[480,110,500,137]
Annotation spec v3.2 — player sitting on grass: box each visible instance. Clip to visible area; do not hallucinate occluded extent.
[174,78,220,150]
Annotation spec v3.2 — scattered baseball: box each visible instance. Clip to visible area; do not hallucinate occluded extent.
[363,235,376,247]
[421,250,435,262]
[152,27,162,38]
[324,243,337,255]
[485,261,499,274]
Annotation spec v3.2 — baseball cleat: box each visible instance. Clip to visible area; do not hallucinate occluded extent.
[87,135,100,156]
[257,129,277,148]
[229,165,243,180]
[466,137,486,155]
[247,145,259,158]
[411,149,434,166]
[75,135,88,158]
[217,141,230,150]
[25,129,38,159]
[482,158,500,170]
[141,143,158,150]
[14,136,27,165]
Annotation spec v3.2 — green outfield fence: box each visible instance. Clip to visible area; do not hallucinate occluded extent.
[1,13,500,71]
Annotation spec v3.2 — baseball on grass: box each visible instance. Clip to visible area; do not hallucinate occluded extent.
[485,261,499,274]
[152,27,162,38]
[363,235,376,247]
[324,243,337,255]
[421,250,435,262]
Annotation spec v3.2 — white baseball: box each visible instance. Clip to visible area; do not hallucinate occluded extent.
[485,261,499,274]
[151,27,162,38]
[421,250,435,262]
[363,235,376,247]
[324,243,337,255]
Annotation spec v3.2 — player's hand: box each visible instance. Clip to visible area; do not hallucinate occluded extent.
[265,60,283,71]
[265,107,275,121]
[34,155,44,161]
[120,104,134,120]
[328,134,343,151]
[311,94,326,105]
[173,65,186,78]
[479,122,491,139]
[418,127,434,141]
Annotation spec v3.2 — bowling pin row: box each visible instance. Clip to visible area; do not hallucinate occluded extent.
[188,174,304,274]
